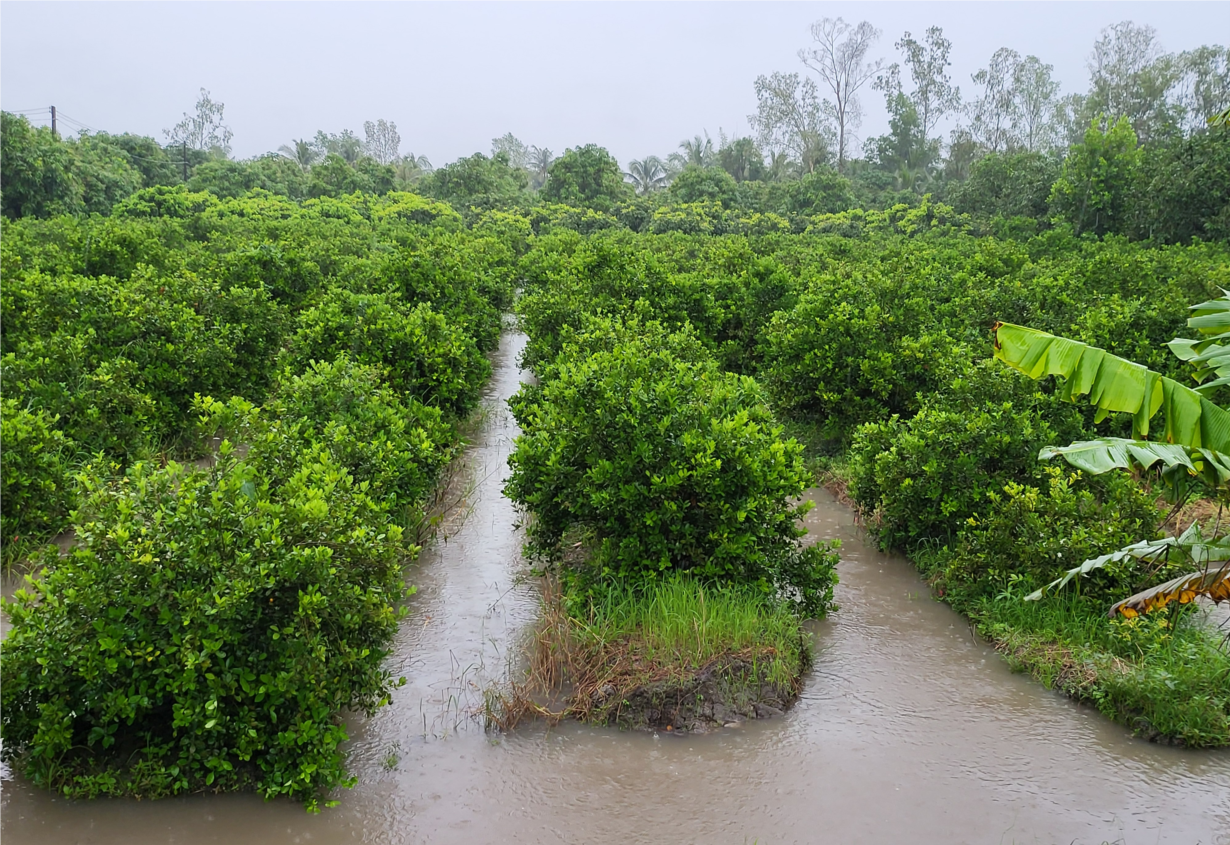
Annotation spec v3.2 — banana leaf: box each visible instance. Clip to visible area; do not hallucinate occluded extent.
[993,322,1230,453]
[1167,338,1230,384]
[1024,523,1230,602]
[1109,564,1230,618]
[1168,292,1230,393]
[1038,438,1230,498]
[1186,291,1230,336]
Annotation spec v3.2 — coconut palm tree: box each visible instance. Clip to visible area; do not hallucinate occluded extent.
[278,138,320,171]
[765,150,797,183]
[394,153,433,187]
[678,132,715,168]
[717,136,765,182]
[528,146,554,190]
[624,156,668,195]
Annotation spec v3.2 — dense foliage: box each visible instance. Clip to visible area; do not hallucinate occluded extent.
[0,185,521,806]
[0,400,73,546]
[1,445,408,808]
[507,322,837,617]
[3,22,1229,788]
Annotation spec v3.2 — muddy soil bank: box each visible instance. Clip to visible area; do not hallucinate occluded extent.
[3,332,1229,845]
[587,653,801,733]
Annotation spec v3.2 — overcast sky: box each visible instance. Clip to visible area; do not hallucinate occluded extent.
[2,2,1227,168]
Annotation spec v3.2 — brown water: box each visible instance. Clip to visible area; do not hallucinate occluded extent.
[3,331,1229,845]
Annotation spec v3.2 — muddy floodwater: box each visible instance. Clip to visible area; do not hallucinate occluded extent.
[3,332,1229,845]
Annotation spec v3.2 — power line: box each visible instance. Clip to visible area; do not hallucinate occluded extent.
[55,112,96,132]
[7,105,195,167]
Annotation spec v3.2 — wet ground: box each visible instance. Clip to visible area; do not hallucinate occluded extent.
[2,332,1228,845]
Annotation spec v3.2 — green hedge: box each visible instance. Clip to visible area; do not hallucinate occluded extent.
[1,445,410,809]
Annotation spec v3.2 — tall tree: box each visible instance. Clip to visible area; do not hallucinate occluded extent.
[1049,116,1141,237]
[540,144,631,211]
[799,17,883,172]
[1013,56,1062,152]
[677,132,716,168]
[363,119,401,165]
[966,48,1022,153]
[716,134,765,182]
[1175,46,1230,133]
[865,90,939,180]
[748,72,833,174]
[393,153,432,187]
[314,130,364,165]
[492,133,530,171]
[881,28,961,146]
[164,88,233,155]
[1085,21,1182,144]
[528,146,554,190]
[624,156,668,195]
[420,152,528,208]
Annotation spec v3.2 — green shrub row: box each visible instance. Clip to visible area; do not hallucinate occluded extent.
[508,313,838,617]
[1,188,519,806]
[0,186,519,544]
[507,222,1219,637]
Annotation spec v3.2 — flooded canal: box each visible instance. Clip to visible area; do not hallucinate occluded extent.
[3,331,1228,844]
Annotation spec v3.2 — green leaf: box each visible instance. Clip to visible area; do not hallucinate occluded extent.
[993,322,1230,452]
[1024,523,1230,601]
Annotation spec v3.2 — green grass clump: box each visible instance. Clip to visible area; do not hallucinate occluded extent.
[970,591,1230,747]
[484,576,811,730]
[579,577,807,690]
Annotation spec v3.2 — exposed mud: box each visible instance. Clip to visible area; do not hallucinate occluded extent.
[593,653,800,733]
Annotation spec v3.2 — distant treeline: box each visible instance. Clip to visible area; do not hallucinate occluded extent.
[1,19,1227,243]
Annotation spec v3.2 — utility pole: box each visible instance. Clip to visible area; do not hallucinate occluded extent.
[50,105,57,139]
[182,141,188,182]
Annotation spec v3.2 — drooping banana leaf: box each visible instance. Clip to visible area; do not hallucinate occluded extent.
[1109,564,1230,618]
[1039,439,1197,476]
[1167,338,1230,381]
[1185,291,1230,337]
[1038,438,1230,500]
[1168,292,1230,393]
[993,322,1230,453]
[1024,523,1230,601]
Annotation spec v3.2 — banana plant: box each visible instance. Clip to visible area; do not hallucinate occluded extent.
[992,293,1230,615]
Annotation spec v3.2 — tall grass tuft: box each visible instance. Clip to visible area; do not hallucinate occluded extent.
[483,575,809,730]
[581,577,806,688]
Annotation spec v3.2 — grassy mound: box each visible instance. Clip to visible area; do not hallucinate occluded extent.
[486,577,809,732]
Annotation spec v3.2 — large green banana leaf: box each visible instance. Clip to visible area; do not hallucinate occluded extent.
[1024,523,1230,601]
[1168,291,1230,393]
[993,322,1230,453]
[1039,438,1230,499]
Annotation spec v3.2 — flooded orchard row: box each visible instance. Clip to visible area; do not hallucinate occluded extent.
[2,332,1228,845]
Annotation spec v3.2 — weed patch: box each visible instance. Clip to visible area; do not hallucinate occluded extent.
[485,577,809,732]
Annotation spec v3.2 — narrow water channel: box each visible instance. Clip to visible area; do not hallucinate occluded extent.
[2,332,1228,845]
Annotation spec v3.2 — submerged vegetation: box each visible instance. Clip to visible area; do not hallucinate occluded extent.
[2,12,1229,814]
